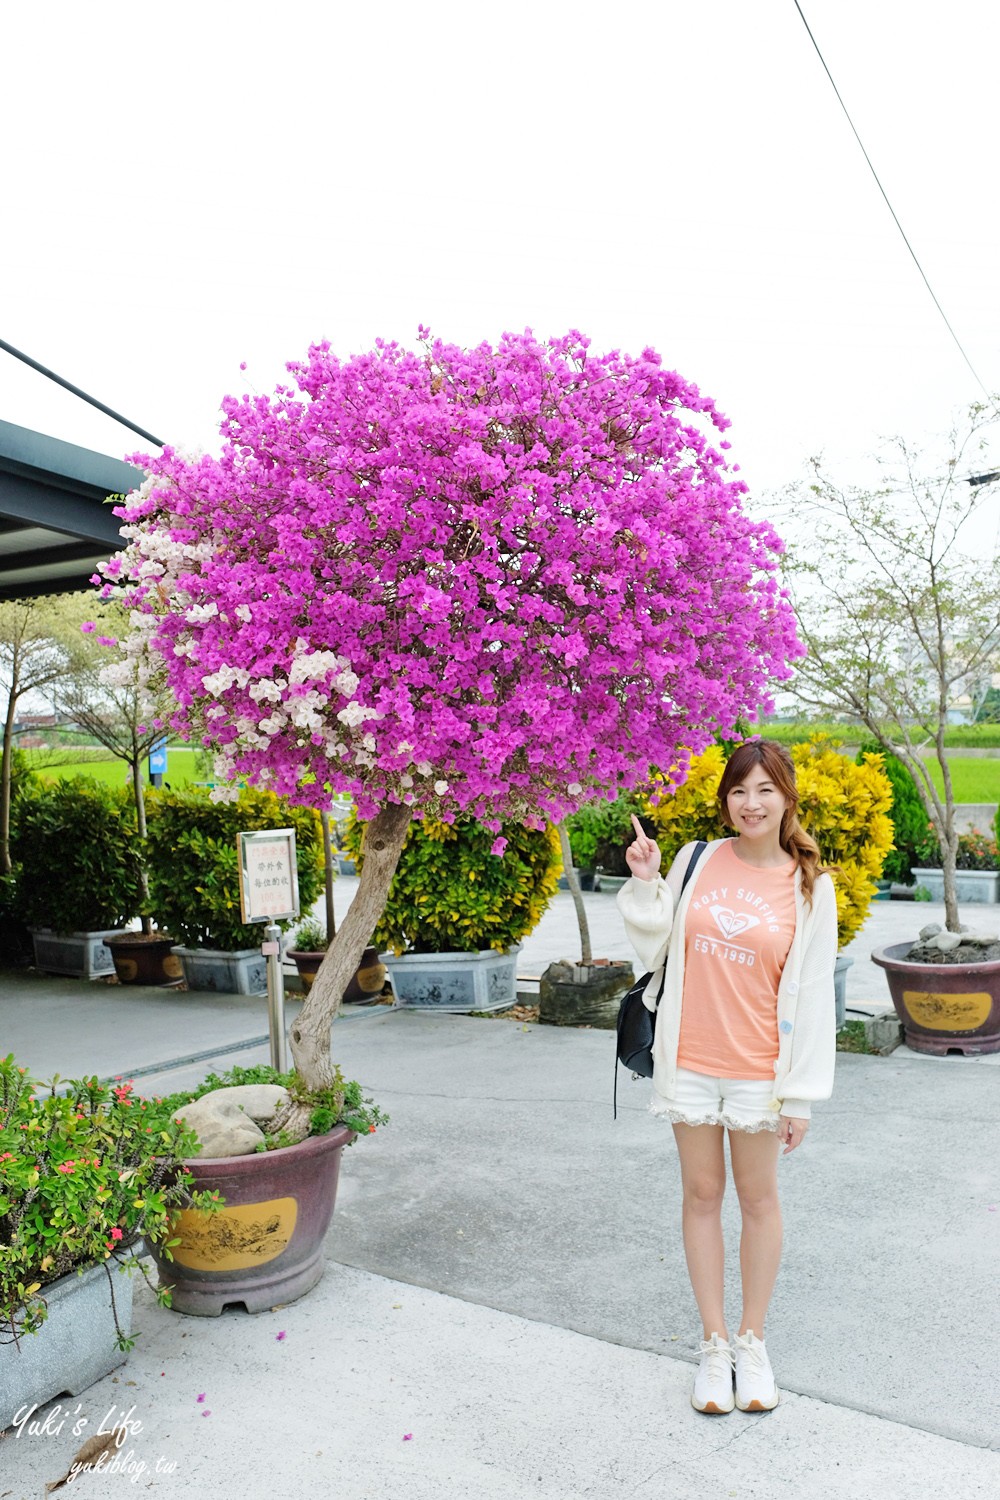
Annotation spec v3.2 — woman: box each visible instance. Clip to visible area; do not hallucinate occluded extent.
[618,739,837,1415]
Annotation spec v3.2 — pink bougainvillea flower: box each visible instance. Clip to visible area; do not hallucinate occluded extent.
[96,329,799,829]
[403,1434,413,1442]
[275,1330,287,1341]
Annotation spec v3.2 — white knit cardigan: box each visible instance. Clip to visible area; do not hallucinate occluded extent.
[616,838,838,1120]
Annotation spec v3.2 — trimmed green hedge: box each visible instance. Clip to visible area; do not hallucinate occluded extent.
[144,787,324,950]
[11,777,143,932]
[344,814,561,955]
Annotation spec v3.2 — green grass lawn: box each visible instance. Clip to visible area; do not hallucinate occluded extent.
[28,745,206,789]
[922,758,1000,804]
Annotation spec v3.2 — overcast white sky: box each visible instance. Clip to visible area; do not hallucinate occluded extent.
[4,0,1000,543]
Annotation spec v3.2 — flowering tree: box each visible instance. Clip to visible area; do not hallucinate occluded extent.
[99,329,799,1133]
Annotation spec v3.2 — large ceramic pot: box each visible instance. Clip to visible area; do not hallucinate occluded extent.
[29,928,125,979]
[538,958,635,1028]
[871,942,1000,1055]
[381,945,519,1013]
[106,933,183,986]
[910,868,1000,904]
[147,1125,354,1316]
[171,945,267,995]
[287,944,386,1001]
[0,1263,134,1432]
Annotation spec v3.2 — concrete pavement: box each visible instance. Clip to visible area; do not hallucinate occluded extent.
[1,887,998,1497]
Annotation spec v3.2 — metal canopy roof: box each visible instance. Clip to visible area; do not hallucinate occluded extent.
[0,419,141,601]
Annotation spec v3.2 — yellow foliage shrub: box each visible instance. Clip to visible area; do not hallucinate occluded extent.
[642,737,894,949]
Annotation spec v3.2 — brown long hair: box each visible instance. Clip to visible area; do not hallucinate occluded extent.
[716,740,828,904]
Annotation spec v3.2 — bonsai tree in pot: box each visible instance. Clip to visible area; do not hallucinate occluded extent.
[10,777,144,979]
[781,410,1000,933]
[97,327,801,1140]
[0,1053,219,1425]
[343,812,559,1011]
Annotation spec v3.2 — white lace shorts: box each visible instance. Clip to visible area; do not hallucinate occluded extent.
[651,1067,782,1134]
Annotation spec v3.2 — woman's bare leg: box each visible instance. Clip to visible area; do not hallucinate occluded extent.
[671,1122,728,1339]
[728,1127,783,1336]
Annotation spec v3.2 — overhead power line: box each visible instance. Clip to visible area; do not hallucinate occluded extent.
[0,337,165,448]
[791,1,1000,418]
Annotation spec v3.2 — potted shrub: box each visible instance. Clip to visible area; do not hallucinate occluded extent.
[96,326,799,1170]
[144,786,324,994]
[0,1053,219,1429]
[287,915,387,1002]
[140,1061,387,1316]
[643,737,895,1026]
[343,814,560,1012]
[0,749,38,968]
[909,827,1000,905]
[10,778,144,979]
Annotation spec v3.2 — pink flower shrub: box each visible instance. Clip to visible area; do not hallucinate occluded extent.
[99,330,799,823]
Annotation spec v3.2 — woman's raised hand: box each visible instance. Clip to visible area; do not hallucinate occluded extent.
[625,814,662,882]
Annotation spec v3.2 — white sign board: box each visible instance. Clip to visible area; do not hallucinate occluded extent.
[237,828,300,924]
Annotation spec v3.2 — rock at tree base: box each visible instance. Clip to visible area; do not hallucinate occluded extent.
[918,923,942,941]
[175,1085,290,1157]
[905,936,1000,965]
[538,960,635,1028]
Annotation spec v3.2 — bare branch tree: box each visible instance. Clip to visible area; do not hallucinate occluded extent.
[778,405,1000,931]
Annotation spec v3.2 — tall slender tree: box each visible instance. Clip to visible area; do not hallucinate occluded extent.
[781,406,1000,931]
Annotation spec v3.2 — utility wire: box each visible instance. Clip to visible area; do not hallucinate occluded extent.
[0,337,165,448]
[792,1,1000,418]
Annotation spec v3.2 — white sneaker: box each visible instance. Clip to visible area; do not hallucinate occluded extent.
[691,1332,735,1414]
[733,1329,779,1411]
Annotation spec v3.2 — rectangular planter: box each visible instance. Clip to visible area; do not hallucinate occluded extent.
[911,869,1000,904]
[1,1263,134,1433]
[172,945,268,995]
[381,946,520,1013]
[29,928,125,979]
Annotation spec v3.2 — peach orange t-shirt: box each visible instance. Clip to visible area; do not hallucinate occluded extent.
[677,839,797,1079]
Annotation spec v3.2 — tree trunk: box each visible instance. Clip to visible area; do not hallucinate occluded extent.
[1,680,19,877]
[940,824,960,934]
[320,808,336,940]
[131,754,152,936]
[274,802,413,1136]
[557,821,592,967]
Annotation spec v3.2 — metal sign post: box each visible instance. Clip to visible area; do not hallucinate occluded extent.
[237,829,300,1072]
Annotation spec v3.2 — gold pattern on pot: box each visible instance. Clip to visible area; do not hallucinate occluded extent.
[169,1196,298,1270]
[902,990,991,1031]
